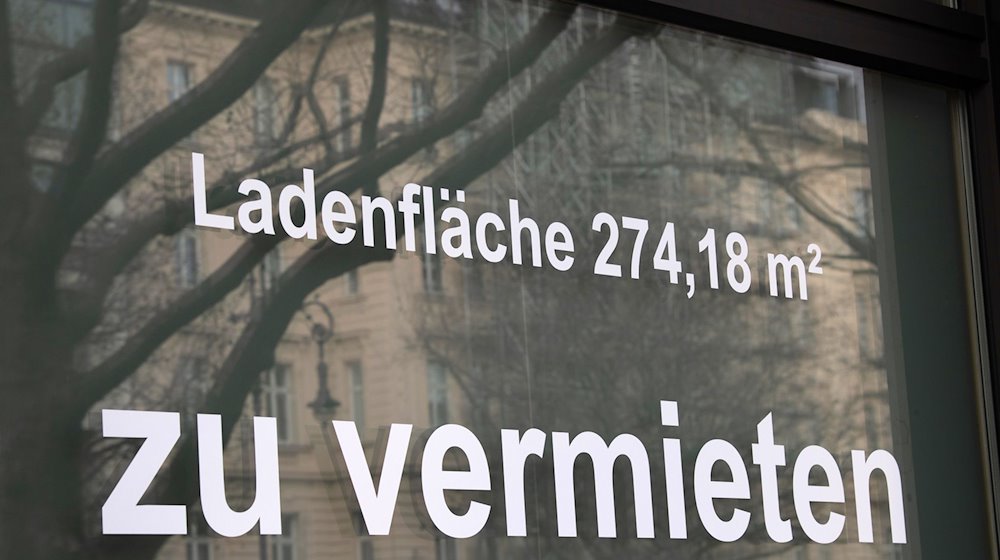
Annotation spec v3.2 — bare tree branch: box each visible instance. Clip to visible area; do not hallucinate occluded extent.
[52,0,336,262]
[655,39,875,261]
[275,2,351,147]
[360,0,390,195]
[0,0,38,250]
[0,0,15,117]
[74,4,580,412]
[20,0,149,134]
[52,0,122,193]
[87,24,653,555]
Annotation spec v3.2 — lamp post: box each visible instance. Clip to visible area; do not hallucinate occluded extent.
[302,300,340,425]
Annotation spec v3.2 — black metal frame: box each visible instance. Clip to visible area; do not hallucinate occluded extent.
[584,0,1000,553]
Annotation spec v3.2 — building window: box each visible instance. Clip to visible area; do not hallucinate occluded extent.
[259,246,282,296]
[30,161,56,192]
[427,361,448,427]
[167,61,196,143]
[254,77,278,144]
[176,228,200,288]
[270,514,298,560]
[422,234,443,294]
[853,187,874,236]
[186,513,213,560]
[435,536,457,560]
[167,60,192,103]
[463,261,484,301]
[262,364,293,444]
[355,511,374,560]
[346,269,359,295]
[412,77,434,124]
[178,357,205,428]
[348,361,364,433]
[854,278,884,363]
[335,76,352,154]
[359,540,374,560]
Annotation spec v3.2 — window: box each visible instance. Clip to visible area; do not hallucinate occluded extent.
[853,187,874,236]
[167,61,195,143]
[335,76,352,154]
[348,361,364,433]
[412,77,436,158]
[359,540,374,560]
[176,228,200,288]
[435,536,457,560]
[254,77,278,144]
[167,60,192,103]
[853,271,884,363]
[259,246,282,296]
[30,161,56,192]
[186,514,213,560]
[270,514,298,560]
[178,357,204,427]
[463,261,484,301]
[31,1,90,131]
[262,364,293,443]
[411,77,434,124]
[422,234,443,294]
[355,511,374,560]
[346,269,359,295]
[427,361,448,427]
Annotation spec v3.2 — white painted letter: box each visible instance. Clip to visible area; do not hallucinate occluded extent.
[422,424,491,538]
[694,439,751,542]
[321,189,357,244]
[661,401,687,539]
[752,414,791,543]
[101,409,186,535]
[552,431,654,539]
[852,449,906,543]
[198,414,281,537]
[192,152,234,230]
[793,445,845,544]
[277,168,317,239]
[501,428,545,537]
[237,179,274,235]
[334,421,412,535]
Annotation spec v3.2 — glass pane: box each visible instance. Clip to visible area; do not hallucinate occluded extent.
[4,1,990,559]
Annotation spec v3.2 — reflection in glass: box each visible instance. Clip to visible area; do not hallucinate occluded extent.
[2,0,986,559]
